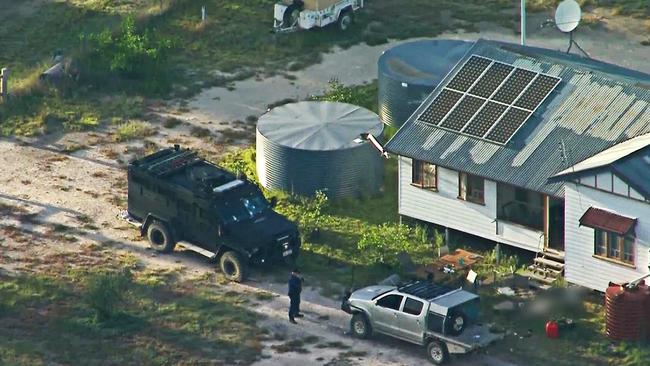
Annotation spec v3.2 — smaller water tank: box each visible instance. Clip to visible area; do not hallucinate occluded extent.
[605,281,650,341]
[378,40,473,128]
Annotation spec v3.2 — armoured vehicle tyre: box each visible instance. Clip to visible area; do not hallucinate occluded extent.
[426,340,449,365]
[220,251,246,282]
[338,10,353,31]
[350,313,372,339]
[446,311,467,336]
[147,221,175,253]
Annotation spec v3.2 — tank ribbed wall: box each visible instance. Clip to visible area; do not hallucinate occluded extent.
[605,283,650,342]
[378,40,474,128]
[256,102,384,199]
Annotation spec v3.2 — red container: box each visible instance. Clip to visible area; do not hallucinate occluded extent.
[546,320,559,339]
[605,281,650,342]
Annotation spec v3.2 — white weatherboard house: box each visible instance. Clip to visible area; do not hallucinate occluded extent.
[385,39,650,291]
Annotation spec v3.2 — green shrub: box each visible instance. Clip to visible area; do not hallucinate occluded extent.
[85,269,133,321]
[312,80,378,112]
[80,16,173,93]
[219,147,258,184]
[357,223,432,267]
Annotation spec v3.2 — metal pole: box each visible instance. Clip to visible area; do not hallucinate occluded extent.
[0,68,8,101]
[520,0,526,45]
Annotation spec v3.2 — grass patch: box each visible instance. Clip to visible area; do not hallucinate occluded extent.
[190,125,211,138]
[0,268,263,365]
[113,120,156,142]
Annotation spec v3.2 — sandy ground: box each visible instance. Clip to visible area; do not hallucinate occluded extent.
[1,6,649,366]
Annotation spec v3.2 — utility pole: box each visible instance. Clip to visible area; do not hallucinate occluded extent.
[521,0,526,45]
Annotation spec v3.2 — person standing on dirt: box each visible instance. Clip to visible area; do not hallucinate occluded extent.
[288,268,303,324]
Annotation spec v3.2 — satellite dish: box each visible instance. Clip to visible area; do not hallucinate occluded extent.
[555,0,581,33]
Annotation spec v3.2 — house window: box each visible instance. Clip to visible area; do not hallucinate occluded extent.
[496,183,544,230]
[412,160,437,189]
[594,229,635,265]
[459,172,484,204]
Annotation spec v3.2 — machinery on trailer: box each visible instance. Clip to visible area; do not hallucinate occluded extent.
[273,0,363,32]
[342,281,502,364]
[122,145,301,282]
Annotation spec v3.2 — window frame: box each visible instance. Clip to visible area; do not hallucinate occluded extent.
[376,294,405,311]
[401,297,425,316]
[593,228,635,266]
[411,159,438,190]
[458,172,485,205]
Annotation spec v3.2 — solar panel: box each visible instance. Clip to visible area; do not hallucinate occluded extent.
[446,56,492,92]
[440,95,485,131]
[415,54,561,145]
[462,101,508,137]
[485,107,531,144]
[514,74,561,110]
[491,68,537,104]
[417,89,463,125]
[469,62,514,98]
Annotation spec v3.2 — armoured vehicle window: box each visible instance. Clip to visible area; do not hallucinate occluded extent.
[216,193,270,224]
[402,298,424,316]
[376,294,404,310]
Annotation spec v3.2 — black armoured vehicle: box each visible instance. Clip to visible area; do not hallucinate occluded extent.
[126,145,301,281]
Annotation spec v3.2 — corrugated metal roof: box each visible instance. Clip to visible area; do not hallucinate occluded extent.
[553,132,650,176]
[385,39,650,197]
[612,147,650,199]
[579,207,637,235]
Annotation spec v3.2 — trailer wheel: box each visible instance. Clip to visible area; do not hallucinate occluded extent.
[220,251,247,282]
[283,3,302,27]
[426,340,449,365]
[350,313,372,339]
[338,11,353,31]
[147,221,175,253]
[446,311,467,336]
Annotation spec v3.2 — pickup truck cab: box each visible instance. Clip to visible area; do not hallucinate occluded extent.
[342,281,502,364]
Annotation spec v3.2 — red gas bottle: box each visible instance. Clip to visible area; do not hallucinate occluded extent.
[545,320,559,339]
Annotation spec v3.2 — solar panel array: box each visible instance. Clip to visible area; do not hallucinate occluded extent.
[417,55,561,145]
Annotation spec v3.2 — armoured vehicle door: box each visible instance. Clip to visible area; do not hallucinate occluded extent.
[372,294,404,334]
[394,296,426,343]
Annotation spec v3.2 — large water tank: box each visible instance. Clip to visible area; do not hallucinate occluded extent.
[256,101,384,199]
[378,39,473,128]
[605,281,650,341]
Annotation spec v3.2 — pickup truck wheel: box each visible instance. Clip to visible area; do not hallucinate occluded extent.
[426,340,449,365]
[220,251,247,282]
[147,221,175,253]
[350,313,371,339]
[446,311,467,336]
[338,11,353,31]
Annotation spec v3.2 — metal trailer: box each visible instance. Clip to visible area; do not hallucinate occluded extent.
[273,0,363,33]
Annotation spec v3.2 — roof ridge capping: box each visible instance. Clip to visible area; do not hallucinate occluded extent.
[552,132,650,179]
[481,39,650,86]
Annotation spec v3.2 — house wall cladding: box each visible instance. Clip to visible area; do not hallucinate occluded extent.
[565,184,650,291]
[398,156,544,252]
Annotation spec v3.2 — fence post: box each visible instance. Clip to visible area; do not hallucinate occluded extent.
[0,68,8,101]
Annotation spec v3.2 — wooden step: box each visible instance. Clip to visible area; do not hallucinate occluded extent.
[542,249,565,263]
[534,257,565,270]
[528,272,558,285]
[530,267,562,279]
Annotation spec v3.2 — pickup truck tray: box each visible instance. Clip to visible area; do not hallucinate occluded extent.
[426,325,504,354]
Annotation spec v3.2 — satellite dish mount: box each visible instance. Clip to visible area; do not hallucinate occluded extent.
[554,0,590,58]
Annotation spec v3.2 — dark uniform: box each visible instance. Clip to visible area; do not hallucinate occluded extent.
[288,271,303,323]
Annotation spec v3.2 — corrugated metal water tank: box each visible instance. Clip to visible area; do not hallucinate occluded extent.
[378,39,473,128]
[256,101,384,199]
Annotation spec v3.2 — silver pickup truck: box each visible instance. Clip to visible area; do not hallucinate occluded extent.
[341,281,502,364]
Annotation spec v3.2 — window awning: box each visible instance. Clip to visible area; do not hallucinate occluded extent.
[579,207,637,235]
